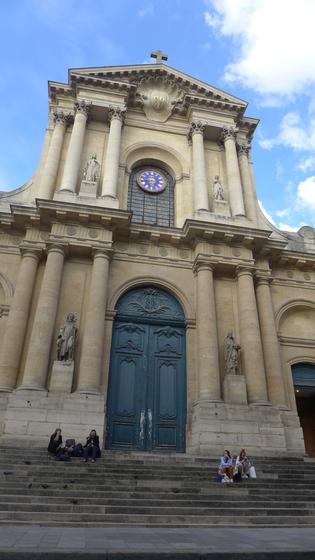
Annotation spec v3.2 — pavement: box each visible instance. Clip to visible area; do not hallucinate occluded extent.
[0,527,315,559]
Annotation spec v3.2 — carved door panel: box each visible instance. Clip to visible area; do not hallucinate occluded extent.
[105,323,148,450]
[106,322,186,452]
[150,326,186,452]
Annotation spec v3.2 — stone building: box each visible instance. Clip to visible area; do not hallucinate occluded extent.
[0,53,314,456]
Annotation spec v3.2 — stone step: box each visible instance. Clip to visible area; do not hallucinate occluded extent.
[0,494,313,507]
[0,511,315,526]
[0,498,314,515]
[0,447,313,529]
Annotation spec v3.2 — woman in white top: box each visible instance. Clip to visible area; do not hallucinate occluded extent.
[235,448,251,478]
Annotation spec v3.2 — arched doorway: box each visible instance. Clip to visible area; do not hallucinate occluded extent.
[292,363,315,457]
[106,286,186,452]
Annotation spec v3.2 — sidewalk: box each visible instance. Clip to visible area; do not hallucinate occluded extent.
[0,527,315,559]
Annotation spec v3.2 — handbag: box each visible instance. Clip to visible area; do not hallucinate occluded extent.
[249,465,257,478]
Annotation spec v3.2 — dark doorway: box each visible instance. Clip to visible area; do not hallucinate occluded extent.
[292,363,315,457]
[106,286,186,452]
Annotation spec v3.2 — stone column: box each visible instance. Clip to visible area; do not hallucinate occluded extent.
[236,267,269,404]
[0,249,40,391]
[195,261,221,401]
[255,276,287,408]
[221,126,245,216]
[238,142,257,221]
[38,111,70,200]
[59,100,91,193]
[19,245,65,390]
[188,121,209,212]
[77,250,111,394]
[101,106,126,200]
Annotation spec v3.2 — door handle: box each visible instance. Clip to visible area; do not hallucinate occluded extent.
[148,408,152,440]
[139,410,145,443]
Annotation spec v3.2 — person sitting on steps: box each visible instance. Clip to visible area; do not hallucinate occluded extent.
[83,429,101,463]
[218,449,234,483]
[47,428,63,456]
[235,448,252,479]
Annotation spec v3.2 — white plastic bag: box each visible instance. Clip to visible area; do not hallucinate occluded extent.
[249,465,257,478]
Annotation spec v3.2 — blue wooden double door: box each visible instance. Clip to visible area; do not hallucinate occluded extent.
[106,287,186,452]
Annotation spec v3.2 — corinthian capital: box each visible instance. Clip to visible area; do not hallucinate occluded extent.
[237,142,251,157]
[109,106,126,122]
[187,120,205,143]
[220,125,237,142]
[53,110,71,127]
[74,100,92,117]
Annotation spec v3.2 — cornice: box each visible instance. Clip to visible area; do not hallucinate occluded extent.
[49,64,249,117]
[182,218,272,247]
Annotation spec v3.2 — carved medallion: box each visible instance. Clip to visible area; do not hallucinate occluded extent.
[137,77,183,122]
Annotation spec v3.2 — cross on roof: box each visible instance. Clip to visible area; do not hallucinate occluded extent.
[150,50,168,64]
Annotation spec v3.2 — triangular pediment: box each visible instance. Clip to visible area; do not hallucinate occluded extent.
[70,63,247,107]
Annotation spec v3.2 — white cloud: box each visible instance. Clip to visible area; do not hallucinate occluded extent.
[276,208,290,218]
[278,223,301,232]
[297,176,315,210]
[259,112,315,152]
[297,156,315,173]
[258,200,306,232]
[258,200,276,226]
[204,0,315,103]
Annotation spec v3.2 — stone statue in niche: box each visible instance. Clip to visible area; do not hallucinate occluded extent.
[83,153,100,183]
[213,175,224,201]
[56,312,78,362]
[224,332,241,375]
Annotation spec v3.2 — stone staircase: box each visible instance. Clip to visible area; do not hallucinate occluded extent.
[0,446,314,527]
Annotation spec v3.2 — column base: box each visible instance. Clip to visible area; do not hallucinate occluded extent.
[193,209,212,221]
[100,195,119,209]
[0,387,14,393]
[75,389,101,396]
[16,385,47,392]
[54,191,78,203]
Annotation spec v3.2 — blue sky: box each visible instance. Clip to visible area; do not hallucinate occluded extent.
[1,0,315,232]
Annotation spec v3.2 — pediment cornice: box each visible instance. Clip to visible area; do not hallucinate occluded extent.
[49,63,249,118]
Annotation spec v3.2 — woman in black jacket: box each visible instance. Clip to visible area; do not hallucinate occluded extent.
[83,429,101,462]
[47,428,62,455]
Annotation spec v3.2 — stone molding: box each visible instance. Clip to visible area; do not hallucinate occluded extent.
[0,304,10,318]
[275,298,315,332]
[0,271,14,300]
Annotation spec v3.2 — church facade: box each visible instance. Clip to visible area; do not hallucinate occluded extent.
[0,56,314,456]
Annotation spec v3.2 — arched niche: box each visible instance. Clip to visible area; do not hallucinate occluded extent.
[277,301,315,340]
[123,143,187,181]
